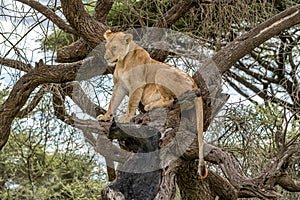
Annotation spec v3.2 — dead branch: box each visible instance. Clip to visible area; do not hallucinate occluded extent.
[0,58,93,149]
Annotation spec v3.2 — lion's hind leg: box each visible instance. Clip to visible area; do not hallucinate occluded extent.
[144,97,174,111]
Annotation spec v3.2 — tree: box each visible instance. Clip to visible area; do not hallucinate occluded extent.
[0,0,300,199]
[0,86,106,199]
[0,133,106,199]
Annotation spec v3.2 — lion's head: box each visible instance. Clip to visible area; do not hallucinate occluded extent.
[103,30,133,66]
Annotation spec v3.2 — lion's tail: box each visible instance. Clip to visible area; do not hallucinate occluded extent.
[195,96,208,179]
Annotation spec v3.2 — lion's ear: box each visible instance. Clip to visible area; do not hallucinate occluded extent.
[104,30,112,39]
[124,34,133,44]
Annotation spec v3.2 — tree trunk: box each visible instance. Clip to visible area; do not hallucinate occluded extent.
[176,160,214,200]
[100,92,227,200]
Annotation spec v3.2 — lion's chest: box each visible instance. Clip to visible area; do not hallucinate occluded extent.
[114,65,146,92]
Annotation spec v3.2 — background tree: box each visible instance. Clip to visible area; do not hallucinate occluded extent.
[0,84,106,199]
[0,0,300,199]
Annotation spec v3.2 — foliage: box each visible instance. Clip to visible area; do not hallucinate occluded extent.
[214,103,299,172]
[0,130,106,200]
[0,89,106,200]
[210,102,300,199]
[42,30,78,52]
[0,82,9,104]
[42,0,280,51]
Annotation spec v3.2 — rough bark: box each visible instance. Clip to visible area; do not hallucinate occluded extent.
[55,0,109,66]
[176,160,214,200]
[60,0,107,46]
[94,0,114,22]
[56,38,92,63]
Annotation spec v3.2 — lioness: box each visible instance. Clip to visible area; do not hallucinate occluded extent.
[98,30,208,179]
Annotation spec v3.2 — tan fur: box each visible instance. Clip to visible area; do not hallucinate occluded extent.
[98,30,208,178]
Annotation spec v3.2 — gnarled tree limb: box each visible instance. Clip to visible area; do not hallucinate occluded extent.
[0,57,105,149]
[0,57,32,72]
[60,0,107,46]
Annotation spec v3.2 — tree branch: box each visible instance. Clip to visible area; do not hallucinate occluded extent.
[69,105,286,199]
[0,56,108,149]
[17,85,47,118]
[0,57,32,72]
[56,0,113,62]
[60,82,106,118]
[149,0,195,62]
[208,4,300,75]
[193,5,300,115]
[64,89,291,199]
[224,76,257,104]
[228,69,295,110]
[17,0,77,35]
[56,38,91,63]
[94,0,114,22]
[153,0,195,28]
[277,173,300,192]
[60,0,107,46]
[235,60,278,84]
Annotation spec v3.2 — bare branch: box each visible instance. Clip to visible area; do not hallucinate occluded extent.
[0,57,107,149]
[235,60,278,83]
[0,57,33,72]
[16,0,77,35]
[17,85,47,118]
[153,0,194,28]
[208,4,300,75]
[228,69,295,110]
[224,76,257,104]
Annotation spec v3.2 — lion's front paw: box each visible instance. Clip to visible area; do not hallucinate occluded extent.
[97,114,111,122]
[144,103,153,111]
